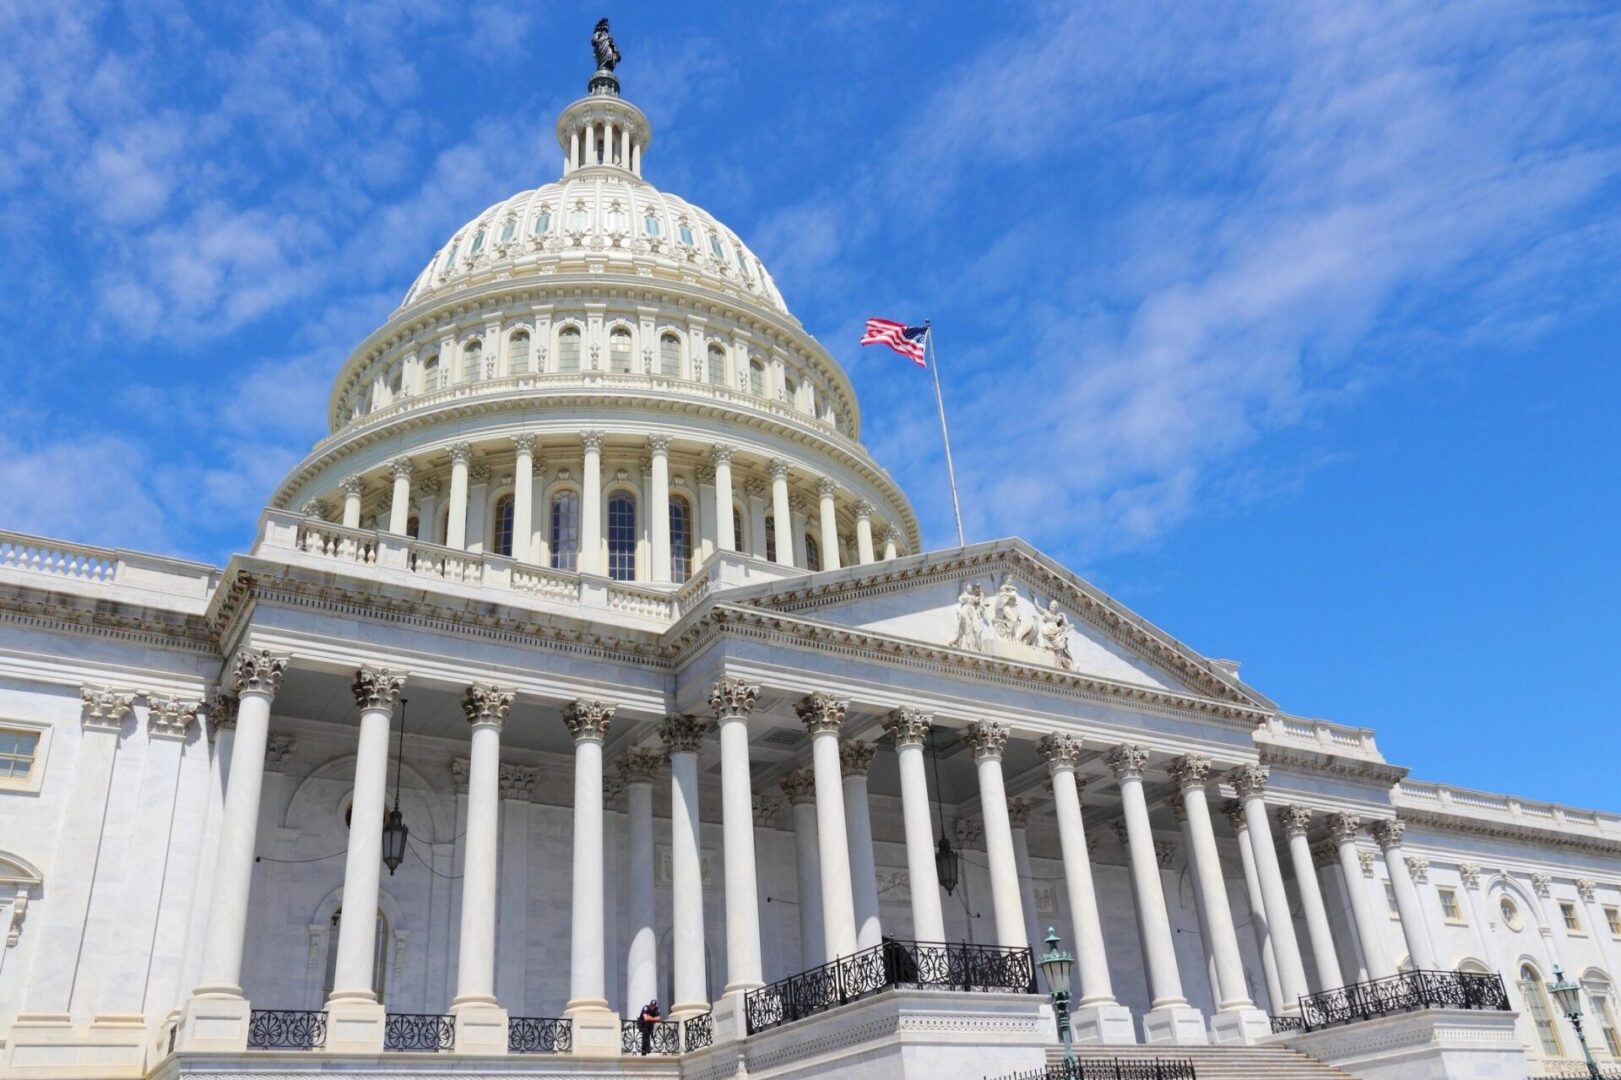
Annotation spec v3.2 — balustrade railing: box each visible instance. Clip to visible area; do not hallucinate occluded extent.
[988,1057,1197,1080]
[1297,969,1510,1031]
[508,1016,572,1053]
[621,1017,681,1055]
[745,939,1035,1035]
[683,1010,714,1052]
[246,1009,327,1049]
[383,1012,455,1052]
[1269,1014,1303,1034]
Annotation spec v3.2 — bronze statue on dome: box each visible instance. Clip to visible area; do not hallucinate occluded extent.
[593,18,621,72]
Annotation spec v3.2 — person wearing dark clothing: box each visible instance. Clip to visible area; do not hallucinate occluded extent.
[637,999,662,1055]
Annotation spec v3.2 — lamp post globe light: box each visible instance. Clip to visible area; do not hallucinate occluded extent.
[1550,969,1603,1080]
[1038,928,1077,1071]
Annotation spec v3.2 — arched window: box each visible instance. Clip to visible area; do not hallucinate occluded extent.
[558,327,581,373]
[644,213,661,238]
[659,334,681,377]
[491,494,515,557]
[748,358,765,397]
[499,218,516,243]
[609,328,633,373]
[709,234,725,260]
[805,533,821,572]
[670,496,692,579]
[509,331,530,375]
[764,515,777,563]
[323,907,388,1003]
[1584,973,1621,1056]
[549,491,579,571]
[707,344,727,386]
[783,374,797,406]
[678,222,695,248]
[462,339,483,382]
[731,508,745,554]
[421,355,440,392]
[568,204,588,231]
[1519,965,1564,1058]
[607,491,637,581]
[532,208,552,236]
[470,228,486,255]
[406,515,420,540]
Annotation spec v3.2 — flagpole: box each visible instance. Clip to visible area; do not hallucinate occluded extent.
[923,320,967,548]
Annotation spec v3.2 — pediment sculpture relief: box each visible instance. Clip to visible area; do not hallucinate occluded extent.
[950,573,1075,671]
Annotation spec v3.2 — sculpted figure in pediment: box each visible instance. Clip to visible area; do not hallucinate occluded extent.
[1035,598,1076,671]
[992,574,1022,642]
[950,582,989,651]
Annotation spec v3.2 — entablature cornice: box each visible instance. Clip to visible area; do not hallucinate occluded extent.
[1395,807,1621,858]
[0,582,218,655]
[1257,743,1409,787]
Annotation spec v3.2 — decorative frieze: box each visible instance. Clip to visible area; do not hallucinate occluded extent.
[1167,753,1212,788]
[352,666,407,709]
[1371,819,1407,850]
[145,695,200,739]
[617,747,663,784]
[709,676,759,720]
[499,763,540,799]
[80,686,135,732]
[563,699,616,742]
[780,766,817,805]
[265,735,297,771]
[1277,805,1314,836]
[1228,763,1270,799]
[795,692,848,736]
[1036,732,1081,770]
[659,713,711,755]
[232,649,290,697]
[1007,797,1033,829]
[462,683,513,728]
[1104,742,1148,780]
[882,706,932,747]
[964,720,1009,762]
[753,794,784,827]
[416,475,442,496]
[694,465,716,484]
[839,740,876,778]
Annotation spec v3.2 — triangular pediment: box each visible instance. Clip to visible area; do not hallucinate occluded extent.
[716,539,1272,709]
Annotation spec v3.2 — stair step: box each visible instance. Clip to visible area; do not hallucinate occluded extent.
[1043,1044,1356,1079]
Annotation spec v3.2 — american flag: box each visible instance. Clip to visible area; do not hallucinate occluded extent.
[860,317,928,366]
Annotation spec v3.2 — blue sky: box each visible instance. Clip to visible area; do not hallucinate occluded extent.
[2,2,1617,807]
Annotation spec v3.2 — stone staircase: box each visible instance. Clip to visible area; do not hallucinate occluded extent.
[1048,1044,1358,1079]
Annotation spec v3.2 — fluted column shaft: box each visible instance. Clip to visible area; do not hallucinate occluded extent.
[650,437,672,583]
[446,445,472,550]
[1228,806,1285,1013]
[453,687,507,1008]
[887,717,945,944]
[769,460,794,567]
[512,437,535,562]
[387,461,413,535]
[854,505,875,565]
[798,694,857,959]
[1329,815,1394,980]
[662,717,710,1016]
[581,433,603,574]
[841,742,881,949]
[622,761,658,1012]
[342,479,364,529]
[713,447,736,552]
[1231,768,1309,1009]
[1374,821,1436,970]
[817,481,841,571]
[966,723,1028,950]
[1040,737,1114,1006]
[565,702,614,1011]
[1280,808,1343,990]
[714,678,764,992]
[1172,761,1252,1011]
[1110,745,1187,1009]
[784,776,826,967]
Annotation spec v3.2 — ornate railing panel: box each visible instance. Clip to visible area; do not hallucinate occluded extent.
[382,1012,455,1052]
[1269,1014,1304,1033]
[1298,969,1511,1031]
[744,939,1034,1035]
[508,1016,572,1053]
[621,1018,680,1055]
[988,1057,1197,1080]
[247,1009,327,1049]
[683,1010,714,1052]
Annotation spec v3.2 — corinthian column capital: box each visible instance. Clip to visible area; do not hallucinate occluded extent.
[882,707,933,748]
[1167,753,1213,789]
[964,721,1010,762]
[145,695,201,740]
[462,683,513,728]
[80,687,136,731]
[780,766,817,805]
[1277,804,1314,836]
[232,649,290,698]
[617,747,663,784]
[1325,812,1363,842]
[795,691,848,736]
[563,698,616,742]
[659,713,711,755]
[1227,763,1270,799]
[352,666,407,709]
[839,740,876,778]
[1103,742,1149,780]
[709,676,760,721]
[1036,732,1081,770]
[1370,818,1407,850]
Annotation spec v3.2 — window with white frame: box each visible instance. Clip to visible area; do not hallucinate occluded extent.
[1605,905,1621,938]
[609,328,633,373]
[1438,887,1465,924]
[532,208,552,236]
[1591,986,1621,1057]
[0,727,41,786]
[1519,965,1564,1058]
[491,495,514,558]
[558,327,581,373]
[731,507,745,554]
[421,354,440,391]
[747,358,765,397]
[462,339,482,382]
[707,344,726,386]
[1563,901,1584,934]
[669,496,691,580]
[607,491,637,581]
[659,334,680,377]
[549,491,579,571]
[509,331,530,375]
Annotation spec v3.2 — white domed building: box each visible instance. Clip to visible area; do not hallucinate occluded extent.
[0,25,1616,1080]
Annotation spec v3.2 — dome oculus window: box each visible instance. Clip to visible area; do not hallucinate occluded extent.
[1500,896,1523,931]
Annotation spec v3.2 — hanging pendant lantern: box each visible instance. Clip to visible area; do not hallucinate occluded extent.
[930,726,960,896]
[382,698,409,875]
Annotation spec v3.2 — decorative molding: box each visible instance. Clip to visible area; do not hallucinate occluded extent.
[1222,799,1248,832]
[80,686,135,731]
[7,889,28,947]
[659,713,710,755]
[389,456,415,480]
[881,706,932,748]
[1037,732,1081,770]
[1104,743,1148,780]
[448,441,475,464]
[1576,878,1597,903]
[1371,819,1407,850]
[1358,850,1376,877]
[352,666,407,709]
[208,694,238,733]
[767,458,791,481]
[1277,804,1314,836]
[462,683,513,728]
[450,758,469,795]
[1167,753,1212,788]
[1531,872,1552,898]
[839,739,876,778]
[964,720,1009,762]
[144,694,200,739]
[753,793,784,827]
[265,735,296,771]
[510,433,538,454]
[1325,812,1363,842]
[1405,855,1429,884]
[795,691,847,736]
[1228,763,1270,799]
[563,698,615,742]
[232,649,290,697]
[1458,862,1482,890]
[1007,797,1033,829]
[498,763,540,799]
[1164,789,1187,823]
[816,476,838,499]
[954,817,983,849]
[709,675,759,720]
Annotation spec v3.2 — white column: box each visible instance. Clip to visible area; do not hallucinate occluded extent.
[1166,792,1221,1008]
[620,125,630,167]
[1109,744,1206,1044]
[1278,806,1344,991]
[841,741,882,950]
[746,479,769,557]
[661,715,712,1018]
[1170,756,1269,1044]
[884,710,946,945]
[769,459,794,567]
[581,432,603,574]
[446,442,472,550]
[881,526,899,561]
[619,750,662,1014]
[1008,800,1040,954]
[781,769,825,968]
[415,477,440,544]
[712,445,736,552]
[387,457,414,534]
[695,465,717,565]
[816,477,842,571]
[1036,734,1130,1041]
[964,722,1028,951]
[1373,820,1437,970]
[711,677,765,993]
[450,685,511,1051]
[650,435,673,582]
[854,501,876,564]
[495,766,536,1013]
[795,693,857,959]
[512,435,536,562]
[584,122,595,164]
[1225,800,1286,1014]
[341,477,365,529]
[569,129,579,172]
[1328,814,1395,980]
[324,666,405,1052]
[1230,765,1310,1010]
[563,699,619,1053]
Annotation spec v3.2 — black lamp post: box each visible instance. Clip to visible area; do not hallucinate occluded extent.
[929,726,960,897]
[1550,968,1602,1080]
[1038,927,1077,1072]
[381,698,409,875]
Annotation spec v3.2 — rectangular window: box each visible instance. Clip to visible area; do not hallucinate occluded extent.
[549,492,579,572]
[0,727,40,783]
[1439,888,1465,924]
[1595,993,1621,1057]
[1605,906,1621,938]
[1562,902,1584,934]
[1386,884,1401,918]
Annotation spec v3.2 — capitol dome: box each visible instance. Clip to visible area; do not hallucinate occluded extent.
[266,49,919,591]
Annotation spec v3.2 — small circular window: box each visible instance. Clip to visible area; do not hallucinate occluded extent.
[1501,896,1523,931]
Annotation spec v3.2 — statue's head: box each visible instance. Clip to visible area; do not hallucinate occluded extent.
[595,17,611,34]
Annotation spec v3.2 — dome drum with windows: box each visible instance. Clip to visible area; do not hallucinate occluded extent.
[270,35,917,585]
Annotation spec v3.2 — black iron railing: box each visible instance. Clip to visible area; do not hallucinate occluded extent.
[1270,1014,1304,1033]
[621,1017,681,1055]
[988,1056,1197,1079]
[1297,969,1511,1031]
[1527,1071,1621,1080]
[508,1016,572,1053]
[247,1009,327,1049]
[683,1010,714,1052]
[383,1012,455,1052]
[745,939,1035,1035]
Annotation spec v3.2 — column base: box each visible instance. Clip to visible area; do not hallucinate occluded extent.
[564,1004,621,1058]
[1069,1001,1137,1044]
[709,990,749,1046]
[323,997,386,1054]
[1142,1003,1209,1045]
[1,1012,147,1077]
[451,1001,509,1055]
[175,993,252,1053]
[1209,1005,1273,1045]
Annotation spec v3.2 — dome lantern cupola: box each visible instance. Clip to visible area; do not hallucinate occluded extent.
[558,19,650,178]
